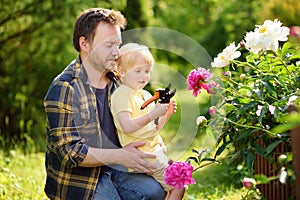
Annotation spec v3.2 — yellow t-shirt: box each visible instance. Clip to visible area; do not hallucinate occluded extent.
[111,85,171,191]
[111,85,167,167]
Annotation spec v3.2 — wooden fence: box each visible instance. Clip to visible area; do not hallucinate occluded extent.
[253,104,299,200]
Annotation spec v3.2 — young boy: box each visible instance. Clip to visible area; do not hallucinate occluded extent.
[111,43,185,200]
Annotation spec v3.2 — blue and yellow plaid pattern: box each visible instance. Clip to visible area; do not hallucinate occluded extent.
[44,56,117,199]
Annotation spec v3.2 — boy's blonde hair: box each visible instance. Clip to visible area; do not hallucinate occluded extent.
[117,43,154,73]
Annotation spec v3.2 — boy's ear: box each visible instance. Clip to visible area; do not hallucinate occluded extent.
[79,36,90,52]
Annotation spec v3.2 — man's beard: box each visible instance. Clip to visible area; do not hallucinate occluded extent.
[102,60,116,71]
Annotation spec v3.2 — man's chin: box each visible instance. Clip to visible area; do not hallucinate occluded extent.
[103,63,116,71]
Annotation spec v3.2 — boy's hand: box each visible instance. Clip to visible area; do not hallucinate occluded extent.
[166,100,177,115]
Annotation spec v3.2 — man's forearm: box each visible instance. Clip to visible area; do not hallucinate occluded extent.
[78,147,121,167]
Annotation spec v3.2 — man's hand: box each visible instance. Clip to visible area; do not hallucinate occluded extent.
[118,141,157,174]
[79,142,156,171]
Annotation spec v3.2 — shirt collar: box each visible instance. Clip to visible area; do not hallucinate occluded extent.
[73,56,89,84]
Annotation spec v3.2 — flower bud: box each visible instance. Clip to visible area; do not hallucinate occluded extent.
[279,167,287,184]
[222,71,231,80]
[242,177,256,189]
[289,26,300,37]
[240,40,245,48]
[278,154,287,165]
[196,116,207,126]
[240,73,246,81]
[209,106,216,116]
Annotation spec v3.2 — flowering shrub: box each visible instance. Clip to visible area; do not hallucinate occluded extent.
[187,19,300,189]
[164,161,196,189]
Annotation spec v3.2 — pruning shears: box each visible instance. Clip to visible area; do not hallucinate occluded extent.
[140,83,176,110]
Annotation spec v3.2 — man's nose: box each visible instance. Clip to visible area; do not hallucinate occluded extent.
[112,46,120,58]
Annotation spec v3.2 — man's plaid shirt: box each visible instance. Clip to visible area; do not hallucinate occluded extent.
[44,56,117,199]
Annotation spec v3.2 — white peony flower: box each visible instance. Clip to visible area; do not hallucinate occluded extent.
[244,19,290,54]
[211,42,241,68]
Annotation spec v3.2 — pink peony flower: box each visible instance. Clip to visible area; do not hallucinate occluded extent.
[187,67,213,97]
[164,161,196,189]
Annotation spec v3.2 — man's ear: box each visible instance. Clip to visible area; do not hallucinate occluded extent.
[79,36,90,52]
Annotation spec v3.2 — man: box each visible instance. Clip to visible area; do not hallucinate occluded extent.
[44,8,167,200]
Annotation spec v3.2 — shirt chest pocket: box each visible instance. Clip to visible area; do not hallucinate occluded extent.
[80,109,90,120]
[77,107,91,127]
[78,103,98,126]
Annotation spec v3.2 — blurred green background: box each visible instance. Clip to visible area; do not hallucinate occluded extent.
[1,0,300,154]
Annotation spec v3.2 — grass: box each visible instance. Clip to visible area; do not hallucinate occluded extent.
[184,162,248,200]
[0,149,248,200]
[0,150,48,200]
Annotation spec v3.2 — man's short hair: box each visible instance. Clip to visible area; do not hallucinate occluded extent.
[73,8,127,52]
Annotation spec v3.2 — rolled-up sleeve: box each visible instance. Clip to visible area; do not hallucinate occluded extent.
[44,81,88,168]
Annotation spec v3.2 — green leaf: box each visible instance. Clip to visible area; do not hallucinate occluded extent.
[191,149,199,155]
[245,150,255,170]
[255,174,270,184]
[200,158,219,163]
[237,102,256,115]
[186,156,199,164]
[214,142,228,158]
[271,112,300,133]
[271,122,299,134]
[253,143,265,156]
[261,80,277,98]
[289,54,300,61]
[236,129,257,141]
[281,112,300,122]
[258,105,267,123]
[273,106,279,120]
[281,42,292,55]
[265,140,282,156]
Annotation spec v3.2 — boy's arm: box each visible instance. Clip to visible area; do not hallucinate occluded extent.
[156,100,177,131]
[117,103,168,133]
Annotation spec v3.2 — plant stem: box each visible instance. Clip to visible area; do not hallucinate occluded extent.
[193,161,221,172]
[221,117,276,137]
